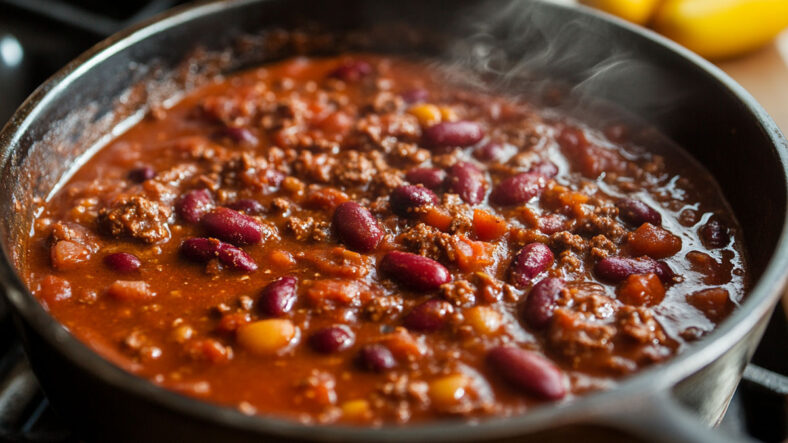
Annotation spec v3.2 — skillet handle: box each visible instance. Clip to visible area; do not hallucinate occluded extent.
[592,390,751,443]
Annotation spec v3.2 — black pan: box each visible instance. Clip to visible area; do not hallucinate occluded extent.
[0,0,787,441]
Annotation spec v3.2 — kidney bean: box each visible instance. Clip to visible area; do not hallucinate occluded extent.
[103,252,141,273]
[177,189,214,224]
[328,60,372,82]
[226,199,265,215]
[217,126,258,145]
[510,243,554,287]
[401,88,429,104]
[403,299,452,332]
[701,219,730,248]
[216,243,257,272]
[486,346,566,400]
[489,172,545,206]
[528,160,559,179]
[358,344,396,372]
[616,198,662,226]
[390,185,438,218]
[310,325,355,353]
[380,251,451,291]
[521,278,565,329]
[181,237,221,262]
[180,238,256,272]
[474,141,506,163]
[405,167,446,191]
[128,165,155,183]
[332,202,383,253]
[258,276,298,317]
[595,256,674,283]
[201,207,263,246]
[447,161,486,204]
[423,121,485,149]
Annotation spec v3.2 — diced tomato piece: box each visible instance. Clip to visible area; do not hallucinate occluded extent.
[473,209,508,241]
[617,273,665,306]
[453,236,494,272]
[557,126,625,178]
[305,279,367,308]
[423,207,453,232]
[107,280,155,301]
[686,251,732,285]
[379,328,426,361]
[686,288,734,322]
[50,240,90,271]
[187,339,231,364]
[304,187,349,210]
[39,275,72,306]
[627,223,682,258]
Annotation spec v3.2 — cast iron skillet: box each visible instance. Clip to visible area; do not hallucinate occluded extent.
[0,0,787,441]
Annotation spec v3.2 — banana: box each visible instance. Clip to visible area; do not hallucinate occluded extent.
[652,0,788,60]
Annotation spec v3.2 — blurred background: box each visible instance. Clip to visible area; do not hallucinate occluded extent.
[0,0,786,441]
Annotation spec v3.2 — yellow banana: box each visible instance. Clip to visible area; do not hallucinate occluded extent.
[652,0,788,60]
[580,0,662,24]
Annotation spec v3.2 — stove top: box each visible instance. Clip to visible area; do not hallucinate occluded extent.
[0,1,786,441]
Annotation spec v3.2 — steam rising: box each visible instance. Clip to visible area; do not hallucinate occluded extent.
[434,0,688,122]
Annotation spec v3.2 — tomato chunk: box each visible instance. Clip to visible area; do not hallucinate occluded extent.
[627,223,682,258]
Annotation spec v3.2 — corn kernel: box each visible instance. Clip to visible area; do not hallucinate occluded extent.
[237,319,296,355]
[465,306,503,335]
[341,399,372,420]
[409,104,442,127]
[429,374,471,408]
[439,106,457,122]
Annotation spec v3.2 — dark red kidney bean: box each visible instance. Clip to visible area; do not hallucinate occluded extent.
[201,207,263,246]
[128,165,155,183]
[447,161,486,204]
[177,189,214,224]
[103,252,141,272]
[701,219,730,248]
[180,237,221,262]
[595,256,674,283]
[332,202,383,253]
[310,325,355,354]
[423,121,485,149]
[522,278,565,329]
[401,88,429,104]
[328,60,372,82]
[215,243,257,272]
[258,276,297,317]
[490,172,546,206]
[380,251,451,291]
[226,199,265,215]
[405,167,446,191]
[180,237,256,272]
[528,160,559,179]
[390,185,438,218]
[510,243,554,287]
[474,141,506,163]
[358,344,396,372]
[487,346,566,400]
[616,198,662,226]
[403,299,452,332]
[217,126,258,145]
